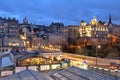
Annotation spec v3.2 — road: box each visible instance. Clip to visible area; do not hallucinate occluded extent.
[62,54,110,69]
[62,54,120,78]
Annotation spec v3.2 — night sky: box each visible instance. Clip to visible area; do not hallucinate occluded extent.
[0,0,120,26]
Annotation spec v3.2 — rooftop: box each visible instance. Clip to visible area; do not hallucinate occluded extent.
[0,52,15,69]
[51,66,118,80]
[0,69,52,80]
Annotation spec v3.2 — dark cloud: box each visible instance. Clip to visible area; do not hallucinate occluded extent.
[0,0,120,26]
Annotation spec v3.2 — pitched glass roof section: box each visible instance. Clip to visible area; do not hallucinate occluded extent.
[0,69,52,80]
[51,66,118,80]
[1,57,14,68]
[0,52,15,69]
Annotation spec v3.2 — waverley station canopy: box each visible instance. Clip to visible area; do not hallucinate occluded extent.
[0,51,15,70]
[0,69,52,80]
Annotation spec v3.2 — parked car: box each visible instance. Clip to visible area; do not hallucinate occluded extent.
[110,62,120,70]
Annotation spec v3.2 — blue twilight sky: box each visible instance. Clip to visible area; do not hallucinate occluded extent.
[0,0,120,26]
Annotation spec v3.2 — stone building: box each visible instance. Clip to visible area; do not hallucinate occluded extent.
[79,16,108,44]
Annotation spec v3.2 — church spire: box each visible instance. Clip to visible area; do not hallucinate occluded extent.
[108,14,112,24]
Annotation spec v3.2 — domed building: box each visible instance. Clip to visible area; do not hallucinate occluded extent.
[79,16,109,44]
[90,16,98,25]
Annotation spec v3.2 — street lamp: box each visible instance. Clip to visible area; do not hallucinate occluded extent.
[115,71,118,80]
[96,45,101,68]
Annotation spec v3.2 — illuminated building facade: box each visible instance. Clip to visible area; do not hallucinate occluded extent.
[0,17,21,47]
[79,17,108,44]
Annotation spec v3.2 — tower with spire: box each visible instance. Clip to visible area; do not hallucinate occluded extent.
[23,16,28,24]
[108,14,113,34]
[108,14,112,25]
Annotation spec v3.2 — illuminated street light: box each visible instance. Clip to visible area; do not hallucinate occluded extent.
[96,45,101,69]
